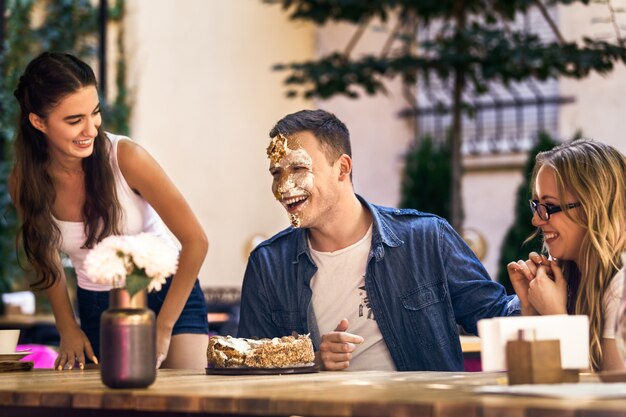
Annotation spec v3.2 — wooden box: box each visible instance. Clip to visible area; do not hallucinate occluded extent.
[506,339,579,385]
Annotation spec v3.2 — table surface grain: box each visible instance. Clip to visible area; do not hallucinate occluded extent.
[0,368,625,417]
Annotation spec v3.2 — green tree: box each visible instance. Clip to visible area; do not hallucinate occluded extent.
[266,0,626,231]
[495,131,559,293]
[399,135,451,221]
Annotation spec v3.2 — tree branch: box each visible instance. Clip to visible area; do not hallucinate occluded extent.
[533,0,566,45]
[607,0,624,46]
[345,16,372,57]
[380,14,404,58]
[400,12,419,112]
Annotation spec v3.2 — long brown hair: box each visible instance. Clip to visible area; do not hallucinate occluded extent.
[531,139,626,370]
[12,52,122,290]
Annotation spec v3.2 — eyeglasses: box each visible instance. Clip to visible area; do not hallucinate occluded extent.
[529,199,582,221]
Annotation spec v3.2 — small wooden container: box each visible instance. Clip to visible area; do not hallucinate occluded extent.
[506,329,579,385]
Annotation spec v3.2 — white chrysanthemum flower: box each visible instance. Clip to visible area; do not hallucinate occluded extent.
[129,233,178,281]
[85,233,179,293]
[146,274,168,293]
[85,237,131,287]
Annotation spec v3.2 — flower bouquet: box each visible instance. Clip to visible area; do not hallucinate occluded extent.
[85,233,178,296]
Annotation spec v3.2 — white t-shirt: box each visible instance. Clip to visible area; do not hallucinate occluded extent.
[603,268,624,338]
[309,224,396,371]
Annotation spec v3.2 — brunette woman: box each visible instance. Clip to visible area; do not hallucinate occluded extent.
[11,52,209,370]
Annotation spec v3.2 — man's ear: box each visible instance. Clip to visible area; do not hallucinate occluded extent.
[28,113,47,134]
[338,154,352,181]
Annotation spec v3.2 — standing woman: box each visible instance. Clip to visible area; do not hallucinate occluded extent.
[10,52,209,370]
[508,139,626,371]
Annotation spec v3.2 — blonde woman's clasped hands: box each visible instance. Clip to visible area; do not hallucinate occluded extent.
[508,252,568,316]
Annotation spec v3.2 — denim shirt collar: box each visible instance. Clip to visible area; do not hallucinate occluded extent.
[293,194,403,266]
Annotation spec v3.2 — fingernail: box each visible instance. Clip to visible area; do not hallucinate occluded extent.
[79,363,84,370]
[68,365,73,370]
[57,365,62,371]
[92,356,99,365]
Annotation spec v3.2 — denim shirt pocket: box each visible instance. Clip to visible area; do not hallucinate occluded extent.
[400,283,451,348]
[271,310,302,333]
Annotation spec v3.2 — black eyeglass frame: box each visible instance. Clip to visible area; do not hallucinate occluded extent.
[529,199,582,221]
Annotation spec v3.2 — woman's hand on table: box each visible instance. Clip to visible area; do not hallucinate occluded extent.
[317,318,363,371]
[155,320,173,369]
[55,325,97,371]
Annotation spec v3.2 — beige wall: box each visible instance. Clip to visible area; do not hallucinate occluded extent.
[559,1,626,154]
[123,0,314,287]
[462,156,527,278]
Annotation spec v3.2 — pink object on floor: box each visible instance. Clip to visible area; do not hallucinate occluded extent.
[17,344,58,369]
[464,358,482,372]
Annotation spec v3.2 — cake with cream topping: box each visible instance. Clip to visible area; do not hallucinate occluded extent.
[207,334,315,368]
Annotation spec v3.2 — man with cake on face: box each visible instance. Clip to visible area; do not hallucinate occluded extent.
[237,109,520,371]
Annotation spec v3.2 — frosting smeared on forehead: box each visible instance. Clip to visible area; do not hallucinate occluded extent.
[266,133,288,164]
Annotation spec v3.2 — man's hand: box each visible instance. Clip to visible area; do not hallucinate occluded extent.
[317,318,363,371]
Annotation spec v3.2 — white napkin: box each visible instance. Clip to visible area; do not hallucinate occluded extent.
[477,314,589,371]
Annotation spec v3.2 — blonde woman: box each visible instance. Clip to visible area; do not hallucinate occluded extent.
[507,139,626,372]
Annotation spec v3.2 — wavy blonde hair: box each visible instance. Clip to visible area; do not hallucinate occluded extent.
[531,139,626,371]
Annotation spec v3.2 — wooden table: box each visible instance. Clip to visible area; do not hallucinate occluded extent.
[0,369,624,417]
[460,335,481,353]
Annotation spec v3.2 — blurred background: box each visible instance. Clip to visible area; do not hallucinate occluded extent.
[1,0,626,339]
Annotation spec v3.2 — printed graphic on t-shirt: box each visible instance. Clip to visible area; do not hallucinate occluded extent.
[358,282,375,320]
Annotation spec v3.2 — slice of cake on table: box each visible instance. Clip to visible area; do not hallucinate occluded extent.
[207,334,315,368]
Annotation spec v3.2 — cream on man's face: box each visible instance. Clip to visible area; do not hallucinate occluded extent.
[268,134,314,227]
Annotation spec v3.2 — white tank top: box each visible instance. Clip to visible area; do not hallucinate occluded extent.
[55,133,177,291]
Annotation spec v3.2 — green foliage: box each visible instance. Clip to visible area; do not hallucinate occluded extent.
[0,163,20,293]
[102,0,131,135]
[399,136,451,221]
[0,0,130,294]
[37,0,98,55]
[268,1,624,100]
[274,30,626,100]
[495,132,558,293]
[125,269,150,298]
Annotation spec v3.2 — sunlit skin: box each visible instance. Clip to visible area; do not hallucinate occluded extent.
[29,86,101,172]
[269,132,337,229]
[532,166,586,263]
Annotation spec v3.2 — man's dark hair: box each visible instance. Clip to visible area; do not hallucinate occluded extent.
[269,109,351,164]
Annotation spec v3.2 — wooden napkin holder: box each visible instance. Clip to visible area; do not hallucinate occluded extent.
[506,329,579,385]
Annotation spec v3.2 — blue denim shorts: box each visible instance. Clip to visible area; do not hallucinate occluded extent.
[76,278,208,359]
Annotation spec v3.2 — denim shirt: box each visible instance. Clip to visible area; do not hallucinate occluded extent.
[238,195,520,371]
